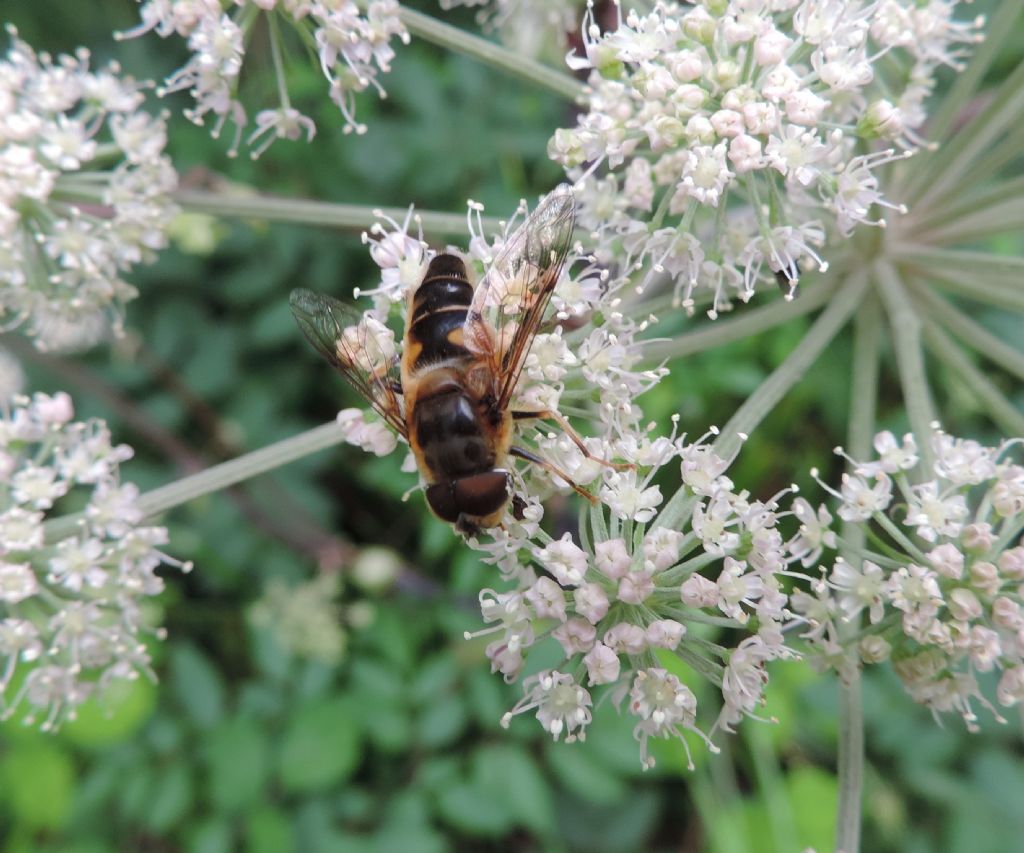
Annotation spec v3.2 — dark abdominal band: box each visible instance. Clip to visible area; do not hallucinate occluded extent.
[410,270,474,370]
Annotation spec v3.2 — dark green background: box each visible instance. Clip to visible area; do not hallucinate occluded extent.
[2,2,1022,851]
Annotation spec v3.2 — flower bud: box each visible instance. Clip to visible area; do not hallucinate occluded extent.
[948,588,983,622]
[681,573,719,607]
[927,543,964,579]
[646,619,686,649]
[860,635,891,664]
[998,547,1024,580]
[595,538,630,580]
[969,560,1000,596]
[682,7,716,43]
[856,99,904,140]
[961,522,995,554]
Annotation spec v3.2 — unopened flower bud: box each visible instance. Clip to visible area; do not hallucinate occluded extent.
[969,560,1000,596]
[860,635,891,664]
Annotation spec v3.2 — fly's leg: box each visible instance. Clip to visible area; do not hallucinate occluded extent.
[509,445,598,505]
[511,409,633,471]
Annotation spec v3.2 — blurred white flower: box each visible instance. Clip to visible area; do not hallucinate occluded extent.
[0,30,177,351]
[121,0,410,156]
[249,573,347,665]
[0,392,188,730]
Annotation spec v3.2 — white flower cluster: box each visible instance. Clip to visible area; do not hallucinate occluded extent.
[249,573,348,664]
[550,0,983,316]
[792,427,1024,730]
[0,392,188,730]
[472,432,803,768]
[0,30,178,352]
[121,0,409,156]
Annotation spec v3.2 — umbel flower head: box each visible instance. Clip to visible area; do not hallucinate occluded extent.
[0,392,188,730]
[550,0,983,317]
[120,0,410,156]
[469,429,804,768]
[0,29,178,352]
[791,426,1024,731]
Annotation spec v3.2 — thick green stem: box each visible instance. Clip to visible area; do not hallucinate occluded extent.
[917,199,1024,246]
[908,176,1024,238]
[836,671,864,853]
[845,295,881,464]
[911,283,1024,383]
[833,297,880,853]
[714,272,869,462]
[875,261,937,474]
[921,322,1024,438]
[386,4,584,101]
[45,420,352,541]
[56,182,494,236]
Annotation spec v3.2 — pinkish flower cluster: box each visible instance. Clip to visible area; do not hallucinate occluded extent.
[791,427,1024,729]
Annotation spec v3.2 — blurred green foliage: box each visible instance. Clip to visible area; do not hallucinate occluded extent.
[2,1,1023,851]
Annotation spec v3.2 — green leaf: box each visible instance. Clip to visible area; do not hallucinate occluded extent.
[371,827,449,853]
[188,817,234,853]
[416,695,467,749]
[557,789,662,853]
[205,716,269,811]
[170,643,226,730]
[465,667,507,729]
[0,740,75,830]
[472,744,555,835]
[358,699,412,754]
[278,697,362,792]
[434,782,513,837]
[544,741,626,805]
[789,766,838,852]
[246,807,296,853]
[143,761,194,833]
[410,654,458,703]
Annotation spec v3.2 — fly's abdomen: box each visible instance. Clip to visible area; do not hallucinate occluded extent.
[414,390,494,478]
[408,254,475,371]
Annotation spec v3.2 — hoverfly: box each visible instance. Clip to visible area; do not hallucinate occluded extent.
[290,184,625,536]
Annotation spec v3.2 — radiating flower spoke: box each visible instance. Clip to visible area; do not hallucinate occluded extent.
[875,260,937,472]
[921,321,1024,438]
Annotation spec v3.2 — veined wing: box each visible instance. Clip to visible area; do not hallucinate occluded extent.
[289,288,407,438]
[464,184,576,411]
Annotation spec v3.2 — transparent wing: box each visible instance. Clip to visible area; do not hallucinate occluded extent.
[289,288,407,438]
[464,184,576,411]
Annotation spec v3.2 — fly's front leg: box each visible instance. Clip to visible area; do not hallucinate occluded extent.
[510,445,598,505]
[512,409,633,471]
